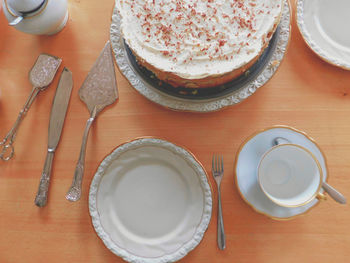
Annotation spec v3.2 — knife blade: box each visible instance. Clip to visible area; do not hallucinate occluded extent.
[35,67,73,207]
[47,68,74,150]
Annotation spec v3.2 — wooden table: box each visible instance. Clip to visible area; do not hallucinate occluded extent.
[1,1,350,262]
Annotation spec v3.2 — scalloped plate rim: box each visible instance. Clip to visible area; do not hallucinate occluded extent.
[89,137,212,263]
[296,0,350,70]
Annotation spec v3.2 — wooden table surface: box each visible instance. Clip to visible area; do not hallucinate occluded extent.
[1,1,350,262]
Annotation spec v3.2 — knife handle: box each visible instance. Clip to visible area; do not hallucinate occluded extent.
[66,114,95,202]
[35,150,55,207]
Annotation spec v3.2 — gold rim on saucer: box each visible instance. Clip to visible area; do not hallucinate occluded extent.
[234,125,329,221]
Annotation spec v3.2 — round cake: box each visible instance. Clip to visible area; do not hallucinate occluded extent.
[116,0,283,88]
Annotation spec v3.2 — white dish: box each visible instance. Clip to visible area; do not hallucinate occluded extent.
[89,138,212,263]
[297,0,350,70]
[234,126,328,220]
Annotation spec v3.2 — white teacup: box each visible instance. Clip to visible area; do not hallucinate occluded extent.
[258,144,326,207]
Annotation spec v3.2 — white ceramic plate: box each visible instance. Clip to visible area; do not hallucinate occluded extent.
[297,0,350,70]
[89,138,212,263]
[234,126,328,220]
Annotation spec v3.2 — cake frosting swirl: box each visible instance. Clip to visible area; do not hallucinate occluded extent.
[116,0,283,86]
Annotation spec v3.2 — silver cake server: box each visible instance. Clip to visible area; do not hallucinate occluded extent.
[66,41,118,202]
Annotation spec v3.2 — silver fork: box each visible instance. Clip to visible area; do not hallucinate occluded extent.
[212,154,226,250]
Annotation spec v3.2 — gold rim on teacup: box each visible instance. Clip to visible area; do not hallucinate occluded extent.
[234,125,330,221]
[257,143,326,208]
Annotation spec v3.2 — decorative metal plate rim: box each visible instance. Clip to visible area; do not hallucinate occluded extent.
[296,0,350,71]
[89,137,212,263]
[110,0,291,112]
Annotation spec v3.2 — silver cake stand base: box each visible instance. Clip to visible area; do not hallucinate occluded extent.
[110,0,291,113]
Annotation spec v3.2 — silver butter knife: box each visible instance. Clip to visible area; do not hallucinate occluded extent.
[35,68,73,207]
[66,41,118,202]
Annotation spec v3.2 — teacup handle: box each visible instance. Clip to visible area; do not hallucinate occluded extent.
[316,192,327,201]
[274,137,347,205]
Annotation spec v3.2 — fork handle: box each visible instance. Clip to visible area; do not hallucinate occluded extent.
[217,189,226,250]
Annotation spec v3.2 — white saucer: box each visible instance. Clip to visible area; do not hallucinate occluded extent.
[297,0,350,70]
[234,126,328,220]
[89,138,212,263]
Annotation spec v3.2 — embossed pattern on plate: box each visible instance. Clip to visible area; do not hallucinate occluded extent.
[89,138,212,263]
[110,0,291,112]
[297,0,350,70]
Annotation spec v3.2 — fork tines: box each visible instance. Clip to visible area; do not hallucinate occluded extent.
[212,154,224,175]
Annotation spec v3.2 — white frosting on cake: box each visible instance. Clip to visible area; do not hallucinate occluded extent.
[116,0,283,79]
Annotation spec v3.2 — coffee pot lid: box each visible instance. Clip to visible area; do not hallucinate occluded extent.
[7,0,45,13]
